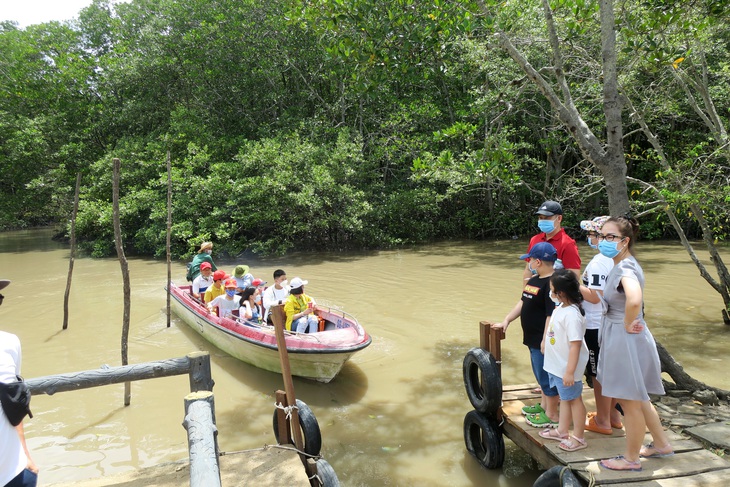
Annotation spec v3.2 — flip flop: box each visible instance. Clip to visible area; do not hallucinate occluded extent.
[585,416,612,435]
[539,428,568,441]
[558,436,587,452]
[600,455,642,471]
[640,442,674,458]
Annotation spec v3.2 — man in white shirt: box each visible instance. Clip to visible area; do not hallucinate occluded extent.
[1,279,38,487]
[262,269,290,324]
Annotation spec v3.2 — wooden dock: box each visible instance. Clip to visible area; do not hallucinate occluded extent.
[502,384,730,486]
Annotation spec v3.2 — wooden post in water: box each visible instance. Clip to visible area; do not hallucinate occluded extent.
[63,172,82,330]
[183,391,221,487]
[480,320,504,375]
[166,150,172,328]
[112,157,132,406]
[269,306,305,451]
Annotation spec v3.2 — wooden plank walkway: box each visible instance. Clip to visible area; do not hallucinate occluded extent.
[502,384,730,487]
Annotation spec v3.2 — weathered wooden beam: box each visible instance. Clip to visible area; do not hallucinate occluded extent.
[275,390,292,446]
[184,391,221,487]
[25,353,212,396]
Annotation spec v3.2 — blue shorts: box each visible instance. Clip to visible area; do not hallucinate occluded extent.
[548,372,584,401]
[529,347,558,397]
[6,469,37,487]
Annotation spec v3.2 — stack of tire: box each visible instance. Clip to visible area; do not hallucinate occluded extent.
[462,347,505,469]
[272,399,340,487]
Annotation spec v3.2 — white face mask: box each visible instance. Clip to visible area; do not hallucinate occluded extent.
[549,290,561,306]
[205,249,212,255]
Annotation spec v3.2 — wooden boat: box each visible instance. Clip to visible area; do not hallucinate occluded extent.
[168,282,371,382]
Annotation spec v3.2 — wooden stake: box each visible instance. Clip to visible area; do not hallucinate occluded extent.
[63,172,81,330]
[112,157,132,406]
[269,306,304,452]
[166,150,172,328]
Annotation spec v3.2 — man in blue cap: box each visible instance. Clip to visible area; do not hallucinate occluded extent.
[523,200,581,283]
[493,243,561,428]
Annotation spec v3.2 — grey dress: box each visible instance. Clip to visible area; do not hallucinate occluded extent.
[596,256,664,401]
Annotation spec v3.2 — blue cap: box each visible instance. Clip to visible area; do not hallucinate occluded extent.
[520,242,557,262]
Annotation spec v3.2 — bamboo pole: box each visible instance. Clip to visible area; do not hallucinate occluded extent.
[63,172,82,330]
[166,150,172,328]
[269,306,304,451]
[112,157,132,406]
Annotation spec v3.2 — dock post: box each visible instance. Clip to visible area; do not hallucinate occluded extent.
[274,390,293,445]
[479,321,504,375]
[183,391,221,487]
[187,351,214,392]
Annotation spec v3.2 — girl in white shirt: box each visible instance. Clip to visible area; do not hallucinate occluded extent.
[538,269,589,452]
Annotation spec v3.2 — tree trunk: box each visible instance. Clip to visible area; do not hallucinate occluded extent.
[656,340,729,400]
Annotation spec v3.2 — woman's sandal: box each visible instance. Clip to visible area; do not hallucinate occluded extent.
[539,428,568,441]
[587,410,623,429]
[585,416,612,435]
[600,455,642,471]
[558,436,587,452]
[640,442,674,458]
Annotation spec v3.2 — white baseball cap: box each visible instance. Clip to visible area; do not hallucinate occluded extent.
[289,277,308,288]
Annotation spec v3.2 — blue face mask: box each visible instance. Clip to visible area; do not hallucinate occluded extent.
[537,219,555,234]
[225,289,236,297]
[587,237,597,249]
[528,261,538,276]
[598,240,622,258]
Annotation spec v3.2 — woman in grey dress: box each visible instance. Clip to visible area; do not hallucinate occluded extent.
[595,216,673,471]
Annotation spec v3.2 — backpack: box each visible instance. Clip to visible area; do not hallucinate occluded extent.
[186,262,194,282]
[0,375,33,426]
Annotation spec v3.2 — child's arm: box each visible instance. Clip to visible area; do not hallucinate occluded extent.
[580,284,601,304]
[563,340,581,386]
[491,300,523,333]
[541,316,551,353]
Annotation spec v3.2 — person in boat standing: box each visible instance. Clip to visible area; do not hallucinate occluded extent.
[188,242,217,281]
[524,201,581,281]
[262,269,290,324]
[207,279,241,319]
[492,243,560,428]
[191,262,214,301]
[578,216,623,436]
[0,279,38,487]
[284,277,318,334]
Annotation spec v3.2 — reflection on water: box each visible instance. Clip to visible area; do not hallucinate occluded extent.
[1,229,728,486]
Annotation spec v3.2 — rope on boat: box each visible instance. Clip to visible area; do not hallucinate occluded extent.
[219,443,321,460]
[274,401,300,421]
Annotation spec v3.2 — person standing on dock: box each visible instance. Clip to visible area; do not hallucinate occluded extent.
[593,216,673,472]
[523,200,581,282]
[493,242,560,428]
[578,216,623,436]
[0,279,38,487]
[538,269,589,452]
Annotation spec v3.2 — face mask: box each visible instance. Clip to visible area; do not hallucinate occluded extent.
[598,239,622,258]
[549,290,561,305]
[587,237,597,249]
[255,295,262,304]
[205,249,212,254]
[537,219,555,234]
[225,289,236,297]
[280,280,288,287]
[528,261,538,276]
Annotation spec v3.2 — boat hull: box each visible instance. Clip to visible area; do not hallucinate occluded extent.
[168,283,370,382]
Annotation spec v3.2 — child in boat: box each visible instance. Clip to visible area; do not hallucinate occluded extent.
[239,286,262,322]
[538,269,589,452]
[192,262,213,300]
[204,270,228,303]
[283,277,318,333]
[208,279,240,318]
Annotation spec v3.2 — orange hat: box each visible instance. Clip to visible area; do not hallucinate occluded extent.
[224,278,238,289]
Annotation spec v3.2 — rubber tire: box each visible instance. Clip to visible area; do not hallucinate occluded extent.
[532,465,582,487]
[463,410,505,469]
[272,399,322,457]
[315,459,341,487]
[463,348,502,415]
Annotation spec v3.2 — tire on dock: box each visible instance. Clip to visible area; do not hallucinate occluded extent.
[463,409,505,469]
[315,458,341,487]
[532,465,582,487]
[462,347,502,415]
[272,399,322,457]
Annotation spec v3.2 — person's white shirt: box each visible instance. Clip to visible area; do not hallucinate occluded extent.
[192,274,214,295]
[262,284,291,322]
[0,331,28,485]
